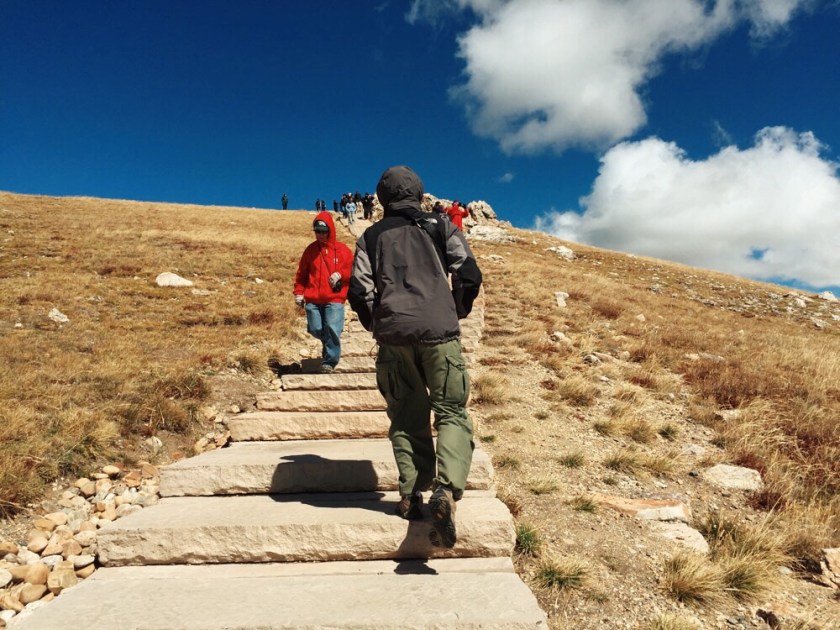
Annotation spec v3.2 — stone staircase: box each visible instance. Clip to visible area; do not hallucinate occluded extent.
[12,218,547,629]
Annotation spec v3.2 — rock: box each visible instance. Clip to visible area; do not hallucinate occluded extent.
[817,547,840,589]
[467,225,517,244]
[191,288,212,296]
[818,291,837,302]
[155,272,193,287]
[32,518,57,533]
[16,550,39,566]
[18,584,47,605]
[650,522,710,554]
[45,512,68,528]
[46,561,78,594]
[61,540,83,559]
[635,314,646,322]
[115,504,142,519]
[0,592,23,612]
[26,538,48,555]
[24,563,49,586]
[0,609,16,624]
[71,555,95,570]
[102,465,121,477]
[555,291,569,308]
[78,481,96,498]
[74,564,96,579]
[0,543,17,556]
[40,555,63,569]
[7,566,28,582]
[140,463,159,479]
[73,530,96,548]
[583,354,602,365]
[545,246,575,260]
[703,464,763,491]
[47,308,69,324]
[0,569,11,588]
[144,436,163,455]
[592,495,691,523]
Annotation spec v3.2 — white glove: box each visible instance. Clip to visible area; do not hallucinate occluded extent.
[294,295,304,307]
[328,272,342,289]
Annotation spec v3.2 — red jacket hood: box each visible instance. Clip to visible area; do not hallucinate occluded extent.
[314,211,337,247]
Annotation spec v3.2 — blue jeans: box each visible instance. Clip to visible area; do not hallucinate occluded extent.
[305,302,344,367]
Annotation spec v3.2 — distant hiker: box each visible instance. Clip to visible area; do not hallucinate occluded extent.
[362,192,374,220]
[293,212,353,373]
[281,193,288,210]
[346,198,356,224]
[333,199,339,213]
[445,200,468,231]
[432,201,444,216]
[349,165,482,548]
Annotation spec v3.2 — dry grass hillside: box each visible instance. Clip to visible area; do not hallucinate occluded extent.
[1,192,838,628]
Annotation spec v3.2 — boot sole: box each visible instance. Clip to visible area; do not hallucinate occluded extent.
[428,496,457,548]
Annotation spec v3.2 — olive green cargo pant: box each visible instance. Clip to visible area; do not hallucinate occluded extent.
[375,339,474,500]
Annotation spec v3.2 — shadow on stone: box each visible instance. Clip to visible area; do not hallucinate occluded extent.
[267,357,301,376]
[392,559,439,575]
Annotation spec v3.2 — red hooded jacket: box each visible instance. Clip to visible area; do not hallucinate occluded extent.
[445,202,469,230]
[293,212,353,304]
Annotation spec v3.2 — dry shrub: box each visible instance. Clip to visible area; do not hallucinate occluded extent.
[471,372,511,405]
[615,416,656,444]
[554,375,599,407]
[590,299,623,320]
[536,556,589,590]
[663,553,725,605]
[645,615,701,630]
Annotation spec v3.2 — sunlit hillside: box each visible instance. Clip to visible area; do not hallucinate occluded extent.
[1,191,838,628]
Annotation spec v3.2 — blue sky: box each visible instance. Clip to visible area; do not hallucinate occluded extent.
[1,1,838,293]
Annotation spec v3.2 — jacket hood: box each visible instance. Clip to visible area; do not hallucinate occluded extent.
[376,166,424,218]
[313,211,337,247]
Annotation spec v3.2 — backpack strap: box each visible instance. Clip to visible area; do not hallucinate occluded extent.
[414,215,448,272]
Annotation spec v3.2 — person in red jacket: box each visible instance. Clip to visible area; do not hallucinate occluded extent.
[293,212,353,372]
[445,200,469,231]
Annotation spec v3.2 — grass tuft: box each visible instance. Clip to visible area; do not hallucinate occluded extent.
[515,521,542,556]
[536,556,589,590]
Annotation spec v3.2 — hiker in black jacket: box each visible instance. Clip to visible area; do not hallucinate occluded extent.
[348,165,482,548]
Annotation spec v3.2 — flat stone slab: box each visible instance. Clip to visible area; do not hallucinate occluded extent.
[650,522,710,554]
[160,439,495,496]
[256,390,386,412]
[97,492,514,566]
[11,560,546,629]
[228,411,390,441]
[703,464,763,491]
[591,494,691,523]
[281,373,377,390]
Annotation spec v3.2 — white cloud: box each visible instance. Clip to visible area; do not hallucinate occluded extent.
[535,127,840,289]
[499,172,515,183]
[409,0,813,153]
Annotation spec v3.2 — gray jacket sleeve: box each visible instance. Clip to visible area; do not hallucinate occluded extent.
[348,236,376,331]
[445,224,482,318]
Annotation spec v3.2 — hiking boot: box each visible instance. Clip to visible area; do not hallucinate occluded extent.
[428,485,457,548]
[395,491,423,521]
[318,364,334,374]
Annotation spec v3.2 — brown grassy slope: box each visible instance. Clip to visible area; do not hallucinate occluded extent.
[0,192,322,514]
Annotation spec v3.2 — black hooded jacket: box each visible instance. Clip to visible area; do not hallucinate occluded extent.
[348,166,482,345]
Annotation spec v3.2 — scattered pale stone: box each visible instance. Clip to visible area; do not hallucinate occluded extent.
[40,541,62,557]
[144,436,163,455]
[818,291,837,302]
[650,522,710,554]
[592,494,691,523]
[583,354,602,366]
[44,512,68,528]
[792,298,807,308]
[74,564,96,579]
[191,288,212,296]
[0,569,11,588]
[635,314,646,322]
[550,331,572,345]
[115,504,142,519]
[682,444,706,457]
[73,530,96,548]
[467,225,517,243]
[254,278,264,284]
[47,308,69,324]
[26,538,47,555]
[32,518,56,533]
[703,464,763,491]
[18,583,47,605]
[46,561,78,594]
[72,478,90,490]
[811,318,828,329]
[0,543,17,556]
[71,555,95,570]
[61,540,83,559]
[555,291,569,308]
[16,550,39,566]
[0,591,23,612]
[24,563,49,586]
[0,609,16,623]
[7,566,28,582]
[545,246,575,260]
[40,555,63,570]
[817,547,840,589]
[155,272,193,287]
[102,465,121,477]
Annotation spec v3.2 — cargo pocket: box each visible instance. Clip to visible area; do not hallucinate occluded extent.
[443,355,469,406]
[375,359,403,405]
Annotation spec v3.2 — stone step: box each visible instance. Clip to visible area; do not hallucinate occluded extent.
[281,372,377,390]
[228,411,390,441]
[256,389,386,412]
[97,492,514,566]
[10,559,546,629]
[301,356,375,373]
[159,439,495,496]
